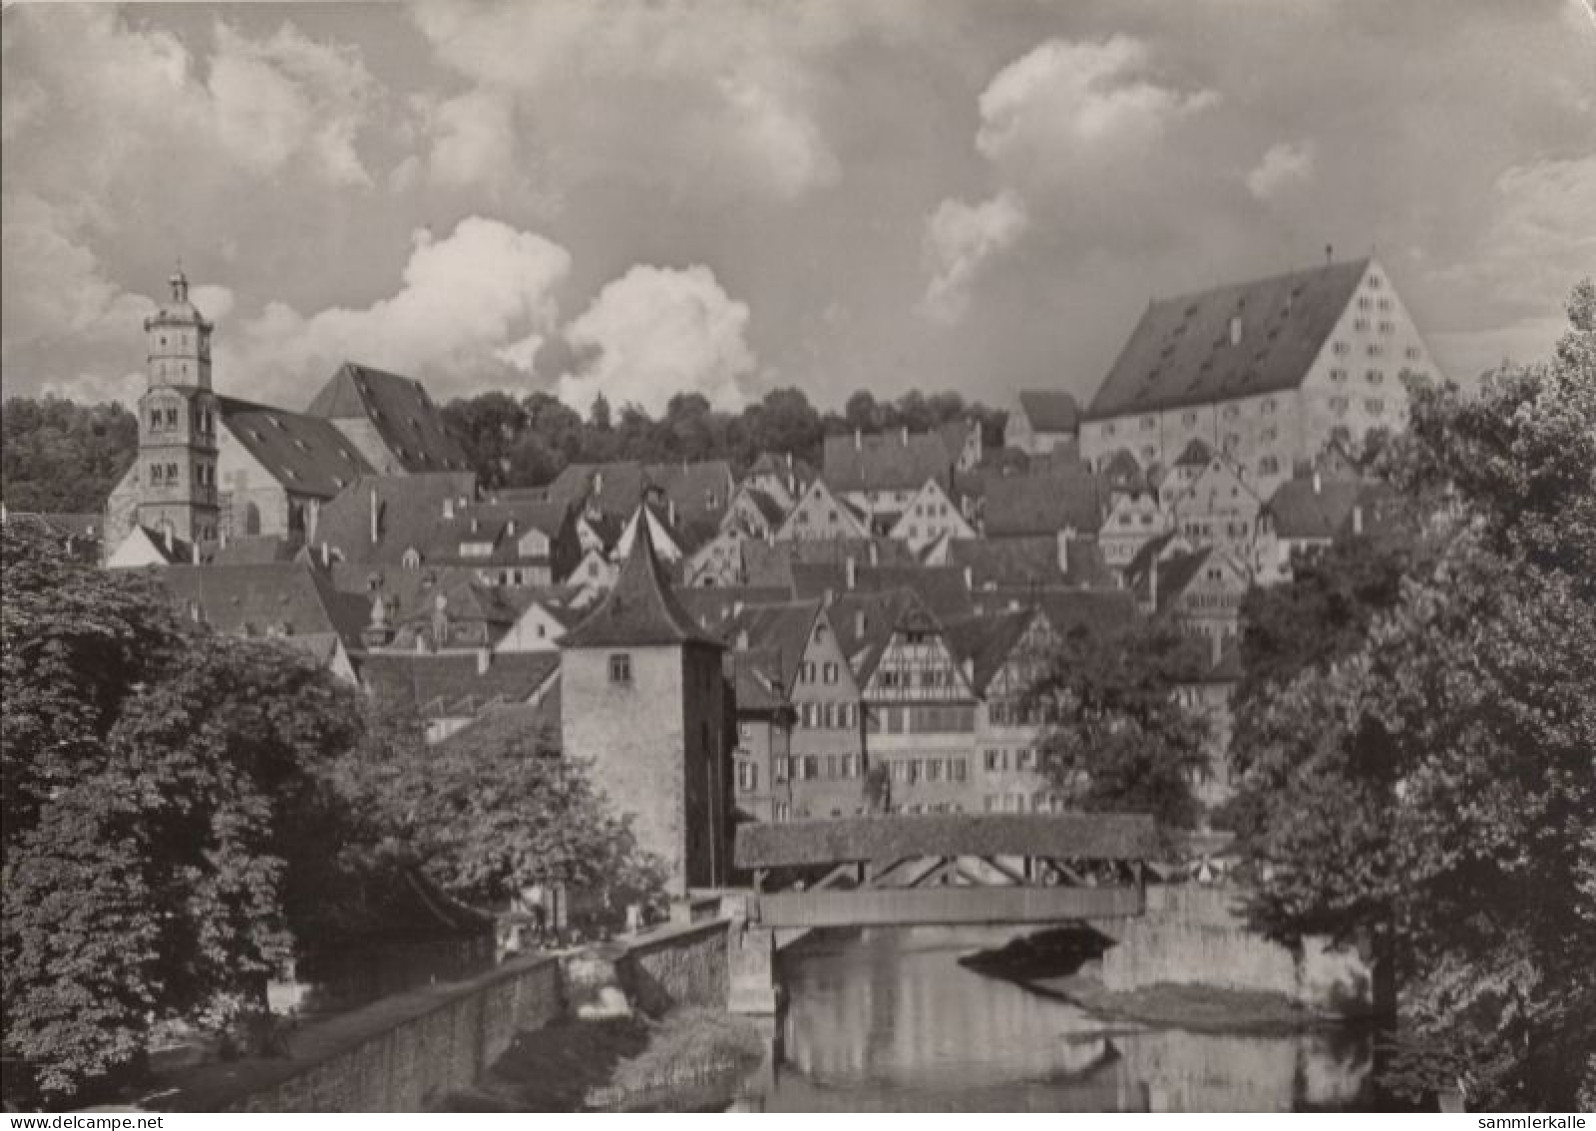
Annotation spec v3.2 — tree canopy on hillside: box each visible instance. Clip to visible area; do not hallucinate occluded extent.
[1,396,137,513]
[442,385,1009,490]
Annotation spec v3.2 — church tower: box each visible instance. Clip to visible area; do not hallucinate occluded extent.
[136,268,220,545]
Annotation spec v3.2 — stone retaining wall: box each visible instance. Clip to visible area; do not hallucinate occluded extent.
[161,953,565,1112]
[156,919,736,1112]
[1097,886,1376,1015]
[615,918,731,1016]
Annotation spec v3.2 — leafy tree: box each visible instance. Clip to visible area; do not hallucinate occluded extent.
[333,705,665,928]
[1028,618,1212,830]
[1,522,364,1102]
[1231,281,1596,1110]
[1,396,137,513]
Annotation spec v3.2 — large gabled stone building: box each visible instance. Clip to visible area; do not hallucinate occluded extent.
[1079,257,1439,501]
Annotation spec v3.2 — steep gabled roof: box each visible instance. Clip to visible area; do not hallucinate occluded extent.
[1173,438,1214,468]
[946,535,1114,590]
[158,562,370,650]
[560,513,723,649]
[675,586,795,639]
[313,472,478,565]
[359,652,560,718]
[304,362,471,473]
[1016,390,1081,433]
[821,430,953,495]
[967,587,1139,638]
[789,563,974,621]
[1086,258,1371,420]
[942,608,1037,694]
[1264,475,1372,540]
[726,599,820,681]
[218,398,374,498]
[982,471,1106,537]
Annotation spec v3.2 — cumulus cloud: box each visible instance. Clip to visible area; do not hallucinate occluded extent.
[409,0,844,201]
[1426,153,1596,378]
[218,217,572,404]
[557,265,758,416]
[1247,141,1316,201]
[921,191,1029,323]
[976,36,1218,179]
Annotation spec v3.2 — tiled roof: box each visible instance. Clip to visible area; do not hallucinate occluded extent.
[982,471,1106,537]
[942,608,1036,694]
[729,647,797,712]
[208,535,301,566]
[546,460,734,526]
[1017,390,1081,433]
[789,563,974,621]
[11,512,101,540]
[965,586,1138,638]
[313,472,477,565]
[826,588,926,686]
[1173,438,1214,468]
[1085,258,1370,420]
[741,487,789,529]
[821,431,953,494]
[675,587,795,639]
[946,535,1114,590]
[726,600,819,679]
[359,652,560,719]
[304,362,471,473]
[418,499,572,566]
[157,562,370,650]
[1264,475,1372,540]
[560,513,723,648]
[218,398,374,498]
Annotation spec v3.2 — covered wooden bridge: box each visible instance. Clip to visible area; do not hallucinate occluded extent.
[732,813,1160,930]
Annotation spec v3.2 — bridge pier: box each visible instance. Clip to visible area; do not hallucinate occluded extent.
[728,921,780,1015]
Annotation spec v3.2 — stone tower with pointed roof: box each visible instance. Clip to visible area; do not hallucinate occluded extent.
[560,515,729,896]
[134,268,221,545]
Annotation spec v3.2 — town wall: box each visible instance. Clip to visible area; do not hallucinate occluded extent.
[158,920,737,1113]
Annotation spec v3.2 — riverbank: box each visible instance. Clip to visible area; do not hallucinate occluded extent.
[439,1007,763,1112]
[960,927,1340,1036]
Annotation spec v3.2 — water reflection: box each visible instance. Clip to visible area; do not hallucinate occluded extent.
[740,927,1374,1112]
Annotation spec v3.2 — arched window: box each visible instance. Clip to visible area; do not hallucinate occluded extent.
[402,548,421,570]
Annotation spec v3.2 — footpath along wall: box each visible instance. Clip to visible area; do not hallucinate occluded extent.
[157,918,736,1113]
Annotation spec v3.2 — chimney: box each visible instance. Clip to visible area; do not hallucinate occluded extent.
[1149,554,1159,611]
[1312,470,1323,495]
[1325,243,1334,266]
[476,647,490,675]
[443,496,455,519]
[735,629,750,651]
[1229,314,1243,347]
[507,518,517,537]
[165,525,174,555]
[1352,504,1364,536]
[1211,631,1222,666]
[593,470,604,496]
[786,451,793,471]
[191,540,200,565]
[307,500,319,542]
[470,517,480,534]
[1057,530,1070,577]
[854,610,866,638]
[220,528,230,549]
[868,540,880,567]
[844,555,857,590]
[369,488,379,544]
[321,542,330,568]
[415,634,427,654]
[732,599,745,617]
[853,429,861,451]
[962,565,973,591]
[668,499,678,527]
[901,426,909,446]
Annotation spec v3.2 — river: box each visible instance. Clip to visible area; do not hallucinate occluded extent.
[732,926,1381,1112]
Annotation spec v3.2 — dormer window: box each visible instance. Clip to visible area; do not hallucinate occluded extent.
[402,548,421,570]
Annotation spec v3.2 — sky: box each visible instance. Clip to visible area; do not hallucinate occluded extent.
[2,1,1593,418]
